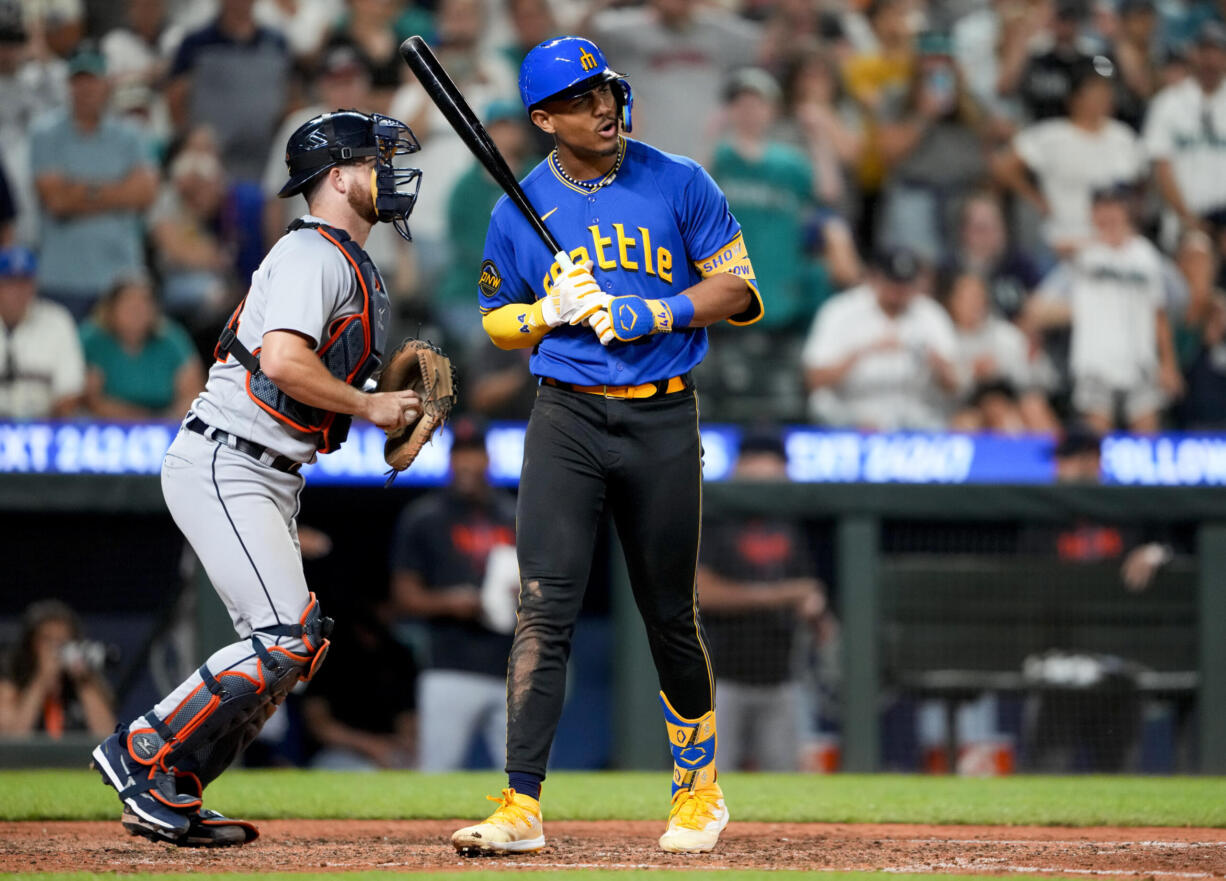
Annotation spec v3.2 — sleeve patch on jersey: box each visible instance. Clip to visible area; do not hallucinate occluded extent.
[479,259,503,298]
[695,233,756,283]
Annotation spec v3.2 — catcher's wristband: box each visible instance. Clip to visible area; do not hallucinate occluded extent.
[608,294,695,342]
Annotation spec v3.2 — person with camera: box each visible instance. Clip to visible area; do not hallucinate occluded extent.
[0,599,115,738]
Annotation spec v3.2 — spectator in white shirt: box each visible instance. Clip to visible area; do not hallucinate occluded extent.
[943,270,1058,434]
[0,246,85,420]
[1027,183,1183,433]
[802,246,961,431]
[994,58,1145,257]
[1143,21,1226,247]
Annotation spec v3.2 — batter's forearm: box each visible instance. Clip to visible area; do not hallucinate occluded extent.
[483,300,551,349]
[682,274,754,328]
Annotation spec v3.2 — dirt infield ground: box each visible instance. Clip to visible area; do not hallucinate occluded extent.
[3,820,1225,876]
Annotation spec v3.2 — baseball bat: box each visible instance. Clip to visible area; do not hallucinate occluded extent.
[399,35,572,268]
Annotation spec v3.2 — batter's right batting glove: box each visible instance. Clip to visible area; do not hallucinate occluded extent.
[543,259,610,327]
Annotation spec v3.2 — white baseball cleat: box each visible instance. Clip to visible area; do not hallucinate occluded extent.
[658,780,729,853]
[451,788,545,856]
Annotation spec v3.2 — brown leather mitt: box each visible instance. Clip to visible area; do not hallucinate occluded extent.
[375,339,456,474]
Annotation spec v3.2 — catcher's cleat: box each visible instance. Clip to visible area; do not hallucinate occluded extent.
[658,780,729,854]
[91,732,196,839]
[123,806,260,847]
[451,788,545,856]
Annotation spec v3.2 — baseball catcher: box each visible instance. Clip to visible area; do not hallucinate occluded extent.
[89,110,431,847]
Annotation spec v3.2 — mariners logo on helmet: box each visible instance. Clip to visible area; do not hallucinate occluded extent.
[518,36,634,132]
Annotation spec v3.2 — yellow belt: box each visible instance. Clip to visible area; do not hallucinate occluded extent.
[544,375,688,399]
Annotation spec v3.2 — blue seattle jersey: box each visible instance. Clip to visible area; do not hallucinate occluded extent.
[477,138,762,386]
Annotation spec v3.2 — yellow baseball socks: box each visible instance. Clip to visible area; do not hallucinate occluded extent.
[658,692,729,853]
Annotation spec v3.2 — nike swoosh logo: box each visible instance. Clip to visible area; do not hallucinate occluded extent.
[541,207,559,221]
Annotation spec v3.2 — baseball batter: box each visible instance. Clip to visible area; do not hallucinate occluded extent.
[451,36,762,856]
[89,110,425,847]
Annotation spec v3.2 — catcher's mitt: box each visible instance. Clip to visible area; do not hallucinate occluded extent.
[374,338,456,475]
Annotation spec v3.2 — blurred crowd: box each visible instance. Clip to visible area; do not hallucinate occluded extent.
[0,0,1223,434]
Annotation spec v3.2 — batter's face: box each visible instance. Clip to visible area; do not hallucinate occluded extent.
[532,82,620,160]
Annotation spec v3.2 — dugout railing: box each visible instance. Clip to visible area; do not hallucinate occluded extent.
[2,474,1224,773]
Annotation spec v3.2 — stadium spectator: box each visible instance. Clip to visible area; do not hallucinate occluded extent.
[944,270,1058,432]
[150,139,235,329]
[952,0,1037,124]
[587,0,762,158]
[256,0,340,59]
[166,0,291,182]
[324,0,404,112]
[995,58,1145,256]
[757,1,850,74]
[701,67,834,422]
[79,273,204,420]
[1027,184,1182,433]
[1143,21,1226,247]
[302,604,418,770]
[778,47,863,213]
[500,0,558,73]
[711,68,822,335]
[1001,0,1101,123]
[876,30,992,262]
[0,0,66,246]
[439,99,532,355]
[842,0,916,243]
[0,599,115,738]
[696,429,827,772]
[1169,228,1219,364]
[802,246,962,430]
[389,0,517,287]
[30,45,156,320]
[101,0,172,142]
[944,190,1043,321]
[389,418,515,771]
[1112,0,1162,130]
[0,245,84,420]
[1178,291,1226,430]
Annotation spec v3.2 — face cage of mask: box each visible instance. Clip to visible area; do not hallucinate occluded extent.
[371,114,423,241]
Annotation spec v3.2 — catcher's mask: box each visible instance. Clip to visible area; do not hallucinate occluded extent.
[278,110,423,241]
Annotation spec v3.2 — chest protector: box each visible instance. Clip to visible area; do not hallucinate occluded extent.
[215,219,389,453]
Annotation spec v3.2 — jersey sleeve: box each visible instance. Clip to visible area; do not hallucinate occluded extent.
[1012,122,1049,173]
[478,204,535,316]
[680,165,763,326]
[1141,92,1176,160]
[262,242,348,348]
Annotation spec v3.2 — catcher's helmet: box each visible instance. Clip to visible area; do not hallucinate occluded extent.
[278,110,423,240]
[518,36,633,132]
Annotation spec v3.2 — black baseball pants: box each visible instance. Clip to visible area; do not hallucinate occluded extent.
[506,381,714,778]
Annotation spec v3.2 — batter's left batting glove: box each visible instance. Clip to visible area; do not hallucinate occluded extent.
[589,294,695,345]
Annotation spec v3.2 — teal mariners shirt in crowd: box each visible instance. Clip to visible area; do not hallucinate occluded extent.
[478,137,764,386]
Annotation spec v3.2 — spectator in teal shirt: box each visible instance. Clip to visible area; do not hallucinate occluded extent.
[79,273,204,420]
[701,68,861,421]
[30,46,157,320]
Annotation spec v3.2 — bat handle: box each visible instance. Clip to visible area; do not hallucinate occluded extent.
[554,250,574,271]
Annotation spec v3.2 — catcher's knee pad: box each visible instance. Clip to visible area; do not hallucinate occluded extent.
[660,691,717,795]
[127,594,333,775]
